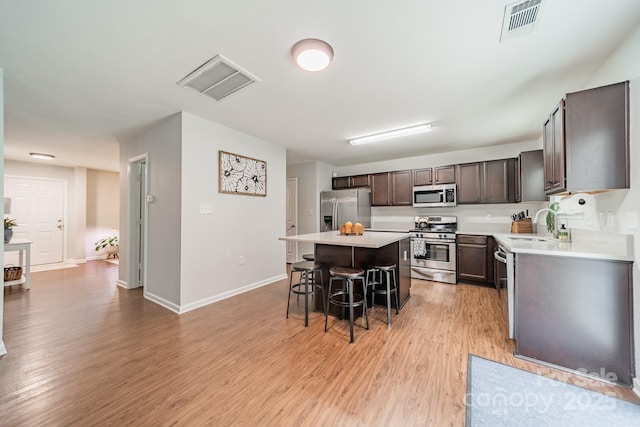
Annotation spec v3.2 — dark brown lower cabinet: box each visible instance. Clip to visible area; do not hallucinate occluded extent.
[457,234,494,285]
[515,253,634,386]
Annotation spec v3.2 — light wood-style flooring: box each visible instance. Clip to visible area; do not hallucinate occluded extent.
[1,261,638,426]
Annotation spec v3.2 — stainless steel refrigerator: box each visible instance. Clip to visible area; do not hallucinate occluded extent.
[320,188,371,231]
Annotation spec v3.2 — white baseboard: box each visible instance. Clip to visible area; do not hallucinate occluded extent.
[634,378,640,398]
[144,291,181,314]
[67,258,87,264]
[116,279,130,289]
[178,273,288,314]
[86,255,106,262]
[0,339,6,356]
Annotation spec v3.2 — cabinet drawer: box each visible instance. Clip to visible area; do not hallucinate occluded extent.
[457,234,487,245]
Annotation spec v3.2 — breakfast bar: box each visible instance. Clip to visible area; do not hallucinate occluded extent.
[279,231,412,314]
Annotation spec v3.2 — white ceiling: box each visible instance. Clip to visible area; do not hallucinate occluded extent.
[2,1,640,172]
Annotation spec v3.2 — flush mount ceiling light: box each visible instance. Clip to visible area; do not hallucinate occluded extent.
[29,152,55,160]
[348,124,432,146]
[291,38,334,72]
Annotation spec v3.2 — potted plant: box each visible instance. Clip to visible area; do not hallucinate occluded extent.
[4,218,17,243]
[95,236,119,259]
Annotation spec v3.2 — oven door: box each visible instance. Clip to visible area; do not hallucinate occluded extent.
[412,238,456,271]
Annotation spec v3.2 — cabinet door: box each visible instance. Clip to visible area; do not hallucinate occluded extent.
[550,101,566,192]
[483,159,515,203]
[391,170,413,206]
[371,172,390,206]
[565,81,629,192]
[434,165,456,184]
[456,163,482,204]
[543,101,566,193]
[350,174,370,188]
[332,176,350,189]
[413,168,433,186]
[457,238,488,282]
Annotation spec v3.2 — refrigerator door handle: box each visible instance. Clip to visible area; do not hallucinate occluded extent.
[333,200,338,230]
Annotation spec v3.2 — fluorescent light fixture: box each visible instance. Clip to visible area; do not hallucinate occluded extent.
[29,152,55,160]
[348,124,432,146]
[291,39,334,72]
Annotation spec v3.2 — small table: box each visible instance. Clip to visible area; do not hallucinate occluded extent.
[4,239,32,290]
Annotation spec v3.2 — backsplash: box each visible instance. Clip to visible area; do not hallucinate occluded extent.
[371,202,546,233]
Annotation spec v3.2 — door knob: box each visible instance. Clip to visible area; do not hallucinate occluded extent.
[57,224,63,230]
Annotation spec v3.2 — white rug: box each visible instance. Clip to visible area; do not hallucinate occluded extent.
[106,259,119,265]
[31,263,79,273]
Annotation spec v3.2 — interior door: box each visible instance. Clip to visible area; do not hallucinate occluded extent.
[285,178,298,263]
[4,177,64,265]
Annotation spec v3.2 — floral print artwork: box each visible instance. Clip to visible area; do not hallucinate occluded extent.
[219,151,267,196]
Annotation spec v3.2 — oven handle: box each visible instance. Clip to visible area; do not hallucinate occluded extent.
[420,238,456,244]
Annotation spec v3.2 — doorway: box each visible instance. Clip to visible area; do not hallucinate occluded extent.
[285,177,298,263]
[129,155,148,289]
[4,176,65,265]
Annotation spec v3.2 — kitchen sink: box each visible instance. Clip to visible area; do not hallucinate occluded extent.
[508,235,555,242]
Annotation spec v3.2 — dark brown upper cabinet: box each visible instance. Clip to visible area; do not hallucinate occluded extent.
[434,165,456,184]
[456,162,482,204]
[456,159,515,205]
[413,168,433,186]
[332,174,371,189]
[371,172,391,206]
[391,170,413,206]
[543,81,630,194]
[515,150,546,202]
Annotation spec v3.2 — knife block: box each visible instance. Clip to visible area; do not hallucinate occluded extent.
[511,218,533,233]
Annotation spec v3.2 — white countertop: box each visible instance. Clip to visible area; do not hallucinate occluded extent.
[493,232,634,262]
[279,231,410,249]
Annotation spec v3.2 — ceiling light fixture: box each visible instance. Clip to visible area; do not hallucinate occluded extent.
[291,38,334,72]
[29,152,55,160]
[348,124,432,146]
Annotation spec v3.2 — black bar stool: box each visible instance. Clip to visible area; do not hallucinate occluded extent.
[365,264,399,325]
[325,266,369,343]
[287,261,325,327]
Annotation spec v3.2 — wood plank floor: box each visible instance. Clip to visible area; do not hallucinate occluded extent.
[1,261,638,426]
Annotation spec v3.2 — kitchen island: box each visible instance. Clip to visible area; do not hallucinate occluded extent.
[279,231,412,314]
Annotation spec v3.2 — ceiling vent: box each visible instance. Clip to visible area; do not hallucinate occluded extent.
[500,0,544,42]
[177,55,260,101]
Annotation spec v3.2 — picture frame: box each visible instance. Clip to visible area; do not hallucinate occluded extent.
[218,150,267,196]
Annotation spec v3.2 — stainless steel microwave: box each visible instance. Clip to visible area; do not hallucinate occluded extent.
[412,184,457,208]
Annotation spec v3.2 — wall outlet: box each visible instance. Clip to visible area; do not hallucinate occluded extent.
[606,211,614,227]
[625,211,638,229]
[238,255,245,265]
[486,212,493,220]
[199,204,213,214]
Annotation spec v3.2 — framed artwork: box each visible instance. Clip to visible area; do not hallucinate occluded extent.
[218,150,267,196]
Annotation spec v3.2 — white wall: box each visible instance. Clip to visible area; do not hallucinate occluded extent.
[583,23,640,392]
[1,68,6,355]
[179,112,286,309]
[119,113,182,306]
[86,169,119,259]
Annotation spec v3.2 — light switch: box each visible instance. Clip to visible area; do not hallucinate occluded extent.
[199,204,213,214]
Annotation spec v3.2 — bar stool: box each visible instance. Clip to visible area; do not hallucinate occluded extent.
[325,266,369,343]
[301,254,315,261]
[287,261,325,327]
[365,264,399,325]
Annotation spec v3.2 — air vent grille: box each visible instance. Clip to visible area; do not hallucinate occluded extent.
[177,55,260,101]
[500,0,543,42]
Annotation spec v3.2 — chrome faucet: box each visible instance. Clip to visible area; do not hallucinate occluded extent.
[533,208,559,239]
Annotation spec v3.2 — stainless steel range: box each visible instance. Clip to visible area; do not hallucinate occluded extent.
[410,216,457,284]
